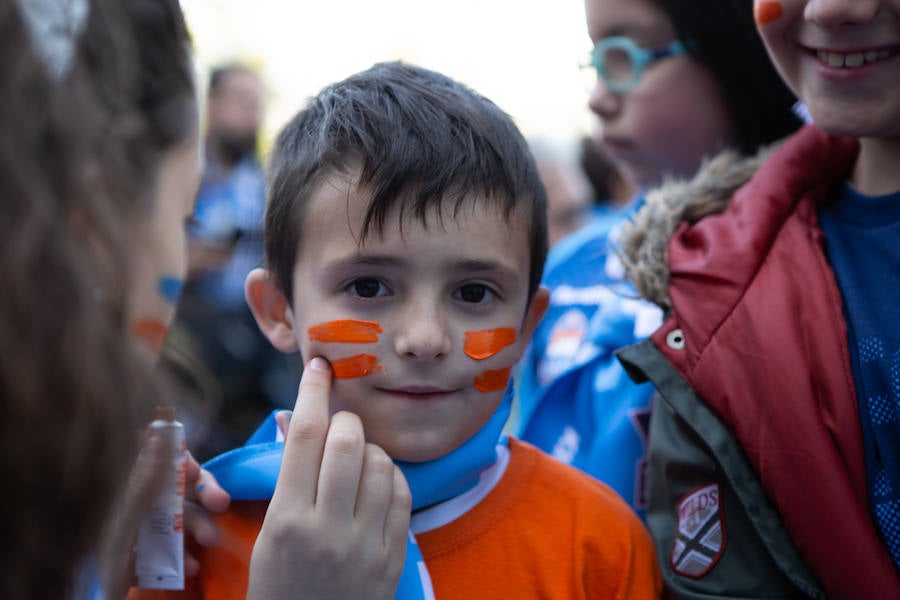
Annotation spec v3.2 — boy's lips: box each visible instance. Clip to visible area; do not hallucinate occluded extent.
[376,385,457,400]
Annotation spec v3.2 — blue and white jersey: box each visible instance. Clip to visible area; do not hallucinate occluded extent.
[514,199,662,517]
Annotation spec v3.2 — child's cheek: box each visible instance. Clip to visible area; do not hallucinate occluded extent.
[132,319,169,353]
[754,1,784,27]
[129,275,183,353]
[465,327,518,393]
[307,319,385,379]
[463,328,516,360]
[157,275,184,304]
[473,367,512,393]
[331,353,384,378]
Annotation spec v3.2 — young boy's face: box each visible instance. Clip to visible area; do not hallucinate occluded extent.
[249,170,548,463]
[754,0,900,138]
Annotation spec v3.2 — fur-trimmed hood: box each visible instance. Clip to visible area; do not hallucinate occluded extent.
[618,145,775,313]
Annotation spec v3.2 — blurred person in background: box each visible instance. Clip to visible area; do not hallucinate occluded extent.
[167,62,298,461]
[513,0,802,519]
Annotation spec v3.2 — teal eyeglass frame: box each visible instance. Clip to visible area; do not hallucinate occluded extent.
[584,36,687,94]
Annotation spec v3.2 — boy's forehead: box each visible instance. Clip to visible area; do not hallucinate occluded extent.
[307,168,529,239]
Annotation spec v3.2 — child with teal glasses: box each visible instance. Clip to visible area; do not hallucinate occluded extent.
[514,0,802,522]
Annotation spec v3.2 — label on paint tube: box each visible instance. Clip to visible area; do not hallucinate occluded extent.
[135,406,186,590]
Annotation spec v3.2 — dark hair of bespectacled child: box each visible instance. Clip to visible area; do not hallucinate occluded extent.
[657,0,803,153]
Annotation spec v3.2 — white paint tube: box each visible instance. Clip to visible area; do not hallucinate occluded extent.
[135,406,187,589]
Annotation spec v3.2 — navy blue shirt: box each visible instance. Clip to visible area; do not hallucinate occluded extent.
[819,182,900,569]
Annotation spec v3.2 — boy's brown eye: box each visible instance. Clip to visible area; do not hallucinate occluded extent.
[351,278,383,298]
[458,284,487,303]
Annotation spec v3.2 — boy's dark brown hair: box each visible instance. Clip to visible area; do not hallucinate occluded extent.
[265,61,549,305]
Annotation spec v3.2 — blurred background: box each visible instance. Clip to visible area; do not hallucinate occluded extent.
[181,0,595,149]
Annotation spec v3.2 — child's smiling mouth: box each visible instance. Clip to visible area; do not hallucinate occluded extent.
[803,44,900,69]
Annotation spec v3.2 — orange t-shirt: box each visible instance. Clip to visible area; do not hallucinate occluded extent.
[129,438,661,599]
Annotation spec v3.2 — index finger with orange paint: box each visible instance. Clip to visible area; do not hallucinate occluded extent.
[270,356,334,508]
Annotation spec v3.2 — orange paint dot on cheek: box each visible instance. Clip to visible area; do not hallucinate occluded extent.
[131,319,169,353]
[473,366,512,393]
[754,1,784,26]
[307,319,382,343]
[330,354,384,379]
[464,328,517,360]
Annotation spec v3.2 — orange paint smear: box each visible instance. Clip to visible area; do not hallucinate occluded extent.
[308,319,382,343]
[473,366,512,393]
[131,319,169,353]
[331,354,384,379]
[464,328,517,360]
[754,1,783,26]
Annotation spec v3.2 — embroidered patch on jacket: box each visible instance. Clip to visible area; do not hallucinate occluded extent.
[671,483,726,578]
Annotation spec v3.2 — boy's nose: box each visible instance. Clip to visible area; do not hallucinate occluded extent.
[804,0,880,28]
[393,300,452,362]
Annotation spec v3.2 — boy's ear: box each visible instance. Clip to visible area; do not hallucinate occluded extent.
[245,268,299,353]
[517,285,550,355]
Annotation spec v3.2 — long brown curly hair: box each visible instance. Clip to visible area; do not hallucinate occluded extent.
[0,0,195,597]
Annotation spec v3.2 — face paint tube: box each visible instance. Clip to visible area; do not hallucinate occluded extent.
[135,406,187,590]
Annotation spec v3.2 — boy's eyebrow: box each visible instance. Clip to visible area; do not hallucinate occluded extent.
[452,258,519,280]
[326,255,520,280]
[325,255,404,270]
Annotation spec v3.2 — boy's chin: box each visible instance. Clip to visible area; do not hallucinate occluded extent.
[375,428,479,464]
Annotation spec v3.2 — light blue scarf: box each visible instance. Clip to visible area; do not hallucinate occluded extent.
[205,386,512,598]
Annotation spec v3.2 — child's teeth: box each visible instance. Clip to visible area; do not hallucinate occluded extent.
[817,48,895,68]
[827,52,844,67]
[845,53,864,67]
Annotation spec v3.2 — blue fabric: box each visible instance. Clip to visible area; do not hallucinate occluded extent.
[204,386,512,598]
[819,182,900,571]
[514,198,661,517]
[190,156,266,308]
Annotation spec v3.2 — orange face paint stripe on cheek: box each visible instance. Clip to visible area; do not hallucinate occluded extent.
[464,328,517,360]
[308,319,382,343]
[131,319,169,353]
[754,1,783,26]
[473,366,512,393]
[330,354,384,379]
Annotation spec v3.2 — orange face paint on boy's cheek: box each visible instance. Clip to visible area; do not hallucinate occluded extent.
[473,366,512,393]
[754,1,784,26]
[131,319,169,353]
[331,354,384,379]
[308,319,382,343]
[463,328,517,360]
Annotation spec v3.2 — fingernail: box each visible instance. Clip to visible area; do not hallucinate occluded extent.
[309,357,329,372]
[197,483,206,493]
